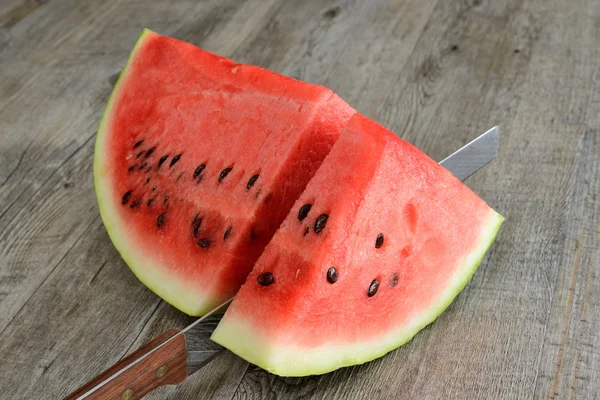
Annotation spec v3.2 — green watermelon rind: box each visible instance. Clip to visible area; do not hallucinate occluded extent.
[94,28,217,316]
[210,210,504,377]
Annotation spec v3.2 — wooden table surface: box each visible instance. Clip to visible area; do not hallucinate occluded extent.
[1,0,599,399]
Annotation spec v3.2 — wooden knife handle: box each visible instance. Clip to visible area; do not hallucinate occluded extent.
[64,328,188,400]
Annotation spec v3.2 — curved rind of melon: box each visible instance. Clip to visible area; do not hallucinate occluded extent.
[94,29,216,316]
[211,210,504,376]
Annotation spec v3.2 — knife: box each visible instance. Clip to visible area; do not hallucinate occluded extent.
[64,126,500,400]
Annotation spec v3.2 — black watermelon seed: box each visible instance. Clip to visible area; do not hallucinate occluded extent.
[128,164,137,172]
[193,164,206,179]
[139,162,147,170]
[158,155,168,167]
[136,151,145,159]
[130,199,141,208]
[375,233,384,248]
[218,167,232,182]
[304,227,310,236]
[157,213,166,228]
[257,272,274,286]
[121,190,133,205]
[145,167,152,173]
[169,154,181,167]
[192,214,201,237]
[224,226,232,240]
[145,177,150,184]
[314,214,329,234]
[368,279,380,297]
[197,238,211,248]
[390,273,399,287]
[163,194,169,205]
[298,204,312,221]
[144,146,156,158]
[247,174,259,189]
[327,267,338,284]
[151,186,157,192]
[133,140,144,149]
[147,198,154,207]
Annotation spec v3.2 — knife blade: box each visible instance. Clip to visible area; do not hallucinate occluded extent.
[439,126,500,181]
[65,126,500,400]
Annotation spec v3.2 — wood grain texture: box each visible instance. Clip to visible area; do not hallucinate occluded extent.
[64,328,188,400]
[1,0,599,399]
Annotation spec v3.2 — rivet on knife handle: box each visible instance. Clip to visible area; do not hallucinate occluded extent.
[63,328,188,400]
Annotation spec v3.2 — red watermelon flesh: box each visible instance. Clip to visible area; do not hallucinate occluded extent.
[94,29,355,316]
[211,114,504,376]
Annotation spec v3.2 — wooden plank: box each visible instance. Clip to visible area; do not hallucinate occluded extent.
[0,0,50,29]
[1,0,599,399]
[321,0,440,118]
[530,8,600,397]
[0,133,99,332]
[0,215,163,399]
[534,127,600,399]
[0,0,139,333]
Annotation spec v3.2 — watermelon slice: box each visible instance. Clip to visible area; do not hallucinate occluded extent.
[211,114,504,376]
[94,29,355,316]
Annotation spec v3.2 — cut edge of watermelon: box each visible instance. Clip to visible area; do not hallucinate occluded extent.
[94,28,219,316]
[211,209,504,376]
